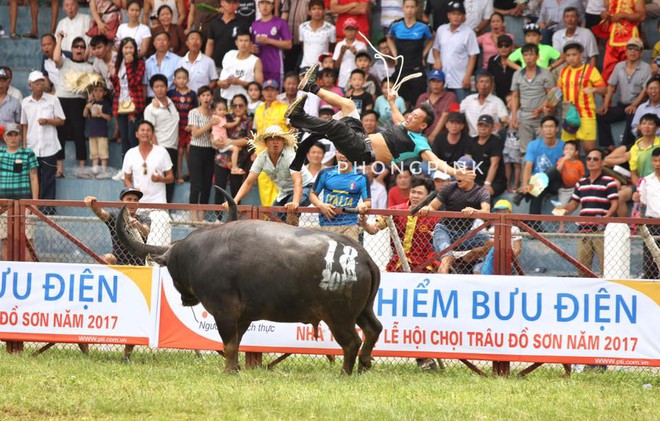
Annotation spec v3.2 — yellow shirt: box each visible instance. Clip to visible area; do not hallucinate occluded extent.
[558,65,606,120]
[253,101,290,206]
[629,136,660,176]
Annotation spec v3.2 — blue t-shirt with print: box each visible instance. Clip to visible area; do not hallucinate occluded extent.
[525,138,565,174]
[313,167,370,226]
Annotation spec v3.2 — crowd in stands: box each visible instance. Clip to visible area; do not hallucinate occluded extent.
[2,0,660,278]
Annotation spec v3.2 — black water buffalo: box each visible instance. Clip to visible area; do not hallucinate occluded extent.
[116,189,382,374]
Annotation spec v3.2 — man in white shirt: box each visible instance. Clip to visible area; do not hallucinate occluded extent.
[639,147,660,279]
[432,1,479,103]
[460,72,509,137]
[178,30,219,93]
[463,0,493,33]
[551,7,598,67]
[55,0,92,52]
[218,29,263,101]
[143,74,180,203]
[122,120,174,204]
[20,71,65,205]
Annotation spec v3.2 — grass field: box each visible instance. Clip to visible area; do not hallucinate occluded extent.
[1,347,658,420]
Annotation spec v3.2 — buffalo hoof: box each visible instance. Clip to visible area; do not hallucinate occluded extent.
[358,359,373,373]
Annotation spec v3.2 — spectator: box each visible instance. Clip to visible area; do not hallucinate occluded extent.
[0,70,21,127]
[510,43,556,155]
[638,147,660,280]
[251,0,293,85]
[464,0,493,34]
[361,108,380,135]
[597,37,650,150]
[168,68,197,184]
[346,69,373,115]
[432,112,469,168]
[0,123,39,200]
[317,67,345,111]
[310,151,371,241]
[206,0,251,74]
[423,0,449,30]
[280,0,309,71]
[179,30,219,93]
[537,0,585,44]
[212,93,253,197]
[116,0,153,58]
[144,74,180,202]
[387,167,412,207]
[277,71,321,115]
[247,81,264,116]
[20,71,65,204]
[218,29,263,101]
[518,115,564,215]
[460,72,509,137]
[304,141,326,180]
[40,34,59,93]
[0,67,23,102]
[333,18,367,90]
[123,120,174,205]
[556,140,584,208]
[555,149,618,277]
[631,78,660,141]
[87,0,122,42]
[479,199,523,275]
[186,86,217,221]
[55,0,92,52]
[144,0,185,27]
[331,0,369,43]
[433,170,451,192]
[419,156,492,274]
[8,0,39,40]
[90,35,116,90]
[552,7,598,67]
[487,35,516,103]
[374,79,406,131]
[369,38,396,83]
[508,23,562,71]
[149,5,188,57]
[145,31,182,99]
[380,0,404,35]
[53,33,94,174]
[361,176,438,272]
[110,38,147,157]
[503,93,521,192]
[223,125,314,214]
[354,51,382,99]
[299,0,337,70]
[387,0,433,108]
[584,0,606,28]
[558,41,606,154]
[82,81,113,178]
[600,0,645,82]
[432,1,479,102]
[84,189,151,266]
[466,114,507,198]
[477,13,514,70]
[415,69,457,140]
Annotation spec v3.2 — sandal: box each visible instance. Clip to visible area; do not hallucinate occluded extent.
[10,33,21,40]
[22,32,38,39]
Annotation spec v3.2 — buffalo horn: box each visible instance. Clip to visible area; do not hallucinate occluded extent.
[214,186,238,222]
[116,206,170,259]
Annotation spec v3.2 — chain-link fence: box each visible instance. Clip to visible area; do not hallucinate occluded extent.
[1,200,659,377]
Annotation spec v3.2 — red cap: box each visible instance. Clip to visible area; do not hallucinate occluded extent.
[448,103,461,113]
[343,17,359,30]
[318,52,333,63]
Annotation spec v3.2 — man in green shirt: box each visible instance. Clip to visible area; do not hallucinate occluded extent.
[507,23,563,71]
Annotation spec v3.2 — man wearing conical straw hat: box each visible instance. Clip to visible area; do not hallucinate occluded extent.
[221,125,314,216]
[286,63,463,178]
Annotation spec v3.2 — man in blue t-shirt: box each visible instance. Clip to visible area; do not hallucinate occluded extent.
[310,151,371,242]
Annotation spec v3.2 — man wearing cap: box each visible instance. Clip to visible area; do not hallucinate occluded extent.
[507,23,562,71]
[205,0,251,74]
[479,199,523,275]
[386,0,433,107]
[217,28,263,101]
[418,156,493,274]
[20,71,65,205]
[600,0,646,83]
[460,72,509,138]
[251,0,292,85]
[431,1,479,102]
[0,123,39,200]
[333,18,367,89]
[433,170,451,192]
[432,111,470,168]
[487,35,516,103]
[597,37,651,149]
[331,0,370,43]
[551,7,598,68]
[0,70,22,129]
[415,69,457,140]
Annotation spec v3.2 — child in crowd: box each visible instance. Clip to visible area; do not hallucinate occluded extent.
[319,52,335,69]
[333,18,367,89]
[556,140,584,231]
[247,81,263,117]
[317,67,343,111]
[211,99,242,174]
[373,78,406,130]
[345,69,373,115]
[83,82,113,178]
[299,0,336,70]
[507,23,562,71]
[503,92,521,192]
[354,50,381,99]
[167,68,198,184]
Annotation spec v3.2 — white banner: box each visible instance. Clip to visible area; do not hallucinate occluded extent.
[0,262,158,345]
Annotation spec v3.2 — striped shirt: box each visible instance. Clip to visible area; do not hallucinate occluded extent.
[571,173,618,231]
[558,64,606,120]
[188,108,213,148]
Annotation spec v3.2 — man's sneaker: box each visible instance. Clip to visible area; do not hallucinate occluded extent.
[298,63,319,92]
[284,94,307,119]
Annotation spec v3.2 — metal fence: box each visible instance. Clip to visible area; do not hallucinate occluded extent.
[2,199,659,377]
